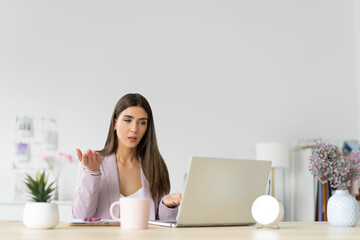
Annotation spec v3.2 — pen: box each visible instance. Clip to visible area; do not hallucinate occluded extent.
[82,218,101,222]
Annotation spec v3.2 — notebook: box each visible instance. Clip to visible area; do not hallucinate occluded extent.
[149,156,271,227]
[63,219,120,226]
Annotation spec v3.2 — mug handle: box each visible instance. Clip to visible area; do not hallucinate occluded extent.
[109,201,121,222]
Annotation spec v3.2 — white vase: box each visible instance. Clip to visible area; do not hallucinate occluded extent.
[327,190,359,227]
[23,202,59,229]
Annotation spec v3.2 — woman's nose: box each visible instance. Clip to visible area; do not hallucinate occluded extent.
[130,122,137,132]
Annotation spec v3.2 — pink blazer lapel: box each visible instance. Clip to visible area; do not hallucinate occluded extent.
[102,153,120,206]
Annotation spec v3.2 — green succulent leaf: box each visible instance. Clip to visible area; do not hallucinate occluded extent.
[24,170,56,202]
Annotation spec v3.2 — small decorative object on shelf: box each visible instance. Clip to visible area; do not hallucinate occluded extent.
[22,170,59,229]
[308,139,360,227]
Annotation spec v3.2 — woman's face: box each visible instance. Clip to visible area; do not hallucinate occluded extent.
[114,106,148,150]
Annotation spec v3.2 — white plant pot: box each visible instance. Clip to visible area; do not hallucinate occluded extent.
[327,190,359,227]
[23,202,59,229]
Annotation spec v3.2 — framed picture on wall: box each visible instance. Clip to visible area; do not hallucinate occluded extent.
[14,143,29,162]
[16,117,33,137]
[43,131,58,151]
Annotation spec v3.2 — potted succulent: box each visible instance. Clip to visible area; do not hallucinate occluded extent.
[308,139,360,227]
[22,170,59,229]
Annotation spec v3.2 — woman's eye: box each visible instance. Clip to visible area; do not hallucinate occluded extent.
[139,121,147,125]
[124,119,131,123]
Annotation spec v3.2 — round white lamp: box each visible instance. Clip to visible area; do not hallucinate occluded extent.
[251,195,284,229]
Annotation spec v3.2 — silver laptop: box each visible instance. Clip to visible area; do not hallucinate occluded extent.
[149,156,271,227]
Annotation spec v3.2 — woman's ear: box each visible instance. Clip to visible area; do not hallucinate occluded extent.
[113,119,117,130]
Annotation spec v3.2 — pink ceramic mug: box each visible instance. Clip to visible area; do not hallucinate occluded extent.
[109,198,151,229]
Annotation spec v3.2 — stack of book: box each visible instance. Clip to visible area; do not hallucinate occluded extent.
[314,181,333,221]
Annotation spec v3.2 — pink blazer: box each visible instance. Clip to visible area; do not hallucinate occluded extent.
[72,153,178,220]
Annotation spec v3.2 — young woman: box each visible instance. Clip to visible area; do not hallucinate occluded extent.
[72,93,182,220]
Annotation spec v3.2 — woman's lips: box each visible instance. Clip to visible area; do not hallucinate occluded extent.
[128,136,137,142]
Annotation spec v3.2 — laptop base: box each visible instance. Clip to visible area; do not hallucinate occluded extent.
[148,220,255,228]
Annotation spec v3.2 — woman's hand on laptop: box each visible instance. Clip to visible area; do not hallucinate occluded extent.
[162,193,183,208]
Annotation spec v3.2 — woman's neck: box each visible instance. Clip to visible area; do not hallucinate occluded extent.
[115,147,138,165]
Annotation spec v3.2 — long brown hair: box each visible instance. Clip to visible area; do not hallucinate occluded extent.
[98,93,170,201]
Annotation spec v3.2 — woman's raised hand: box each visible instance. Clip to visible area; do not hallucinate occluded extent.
[162,193,183,208]
[76,148,102,171]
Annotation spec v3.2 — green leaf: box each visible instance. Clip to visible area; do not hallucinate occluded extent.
[44,174,49,185]
[35,171,41,182]
[39,171,45,185]
[24,170,57,202]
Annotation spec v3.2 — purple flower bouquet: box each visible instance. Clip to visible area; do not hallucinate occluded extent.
[308,139,360,190]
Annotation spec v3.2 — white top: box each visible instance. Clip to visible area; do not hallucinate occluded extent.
[120,187,143,198]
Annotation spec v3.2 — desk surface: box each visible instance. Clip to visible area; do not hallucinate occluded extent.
[1,221,360,240]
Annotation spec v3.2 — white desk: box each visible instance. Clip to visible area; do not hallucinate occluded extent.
[0,221,360,240]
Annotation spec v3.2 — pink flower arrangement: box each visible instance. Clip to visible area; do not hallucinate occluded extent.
[308,139,360,190]
[41,152,73,179]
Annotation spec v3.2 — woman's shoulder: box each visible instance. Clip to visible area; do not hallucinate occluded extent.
[101,152,116,162]
[99,153,117,172]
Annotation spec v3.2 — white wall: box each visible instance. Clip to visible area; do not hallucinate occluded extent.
[0,0,358,221]
[355,0,360,139]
